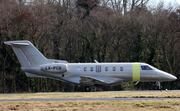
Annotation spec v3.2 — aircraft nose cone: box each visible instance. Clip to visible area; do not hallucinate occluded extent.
[172,76,177,80]
[168,75,177,81]
[159,71,177,81]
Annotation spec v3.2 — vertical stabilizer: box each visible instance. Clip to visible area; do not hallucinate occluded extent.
[4,40,48,66]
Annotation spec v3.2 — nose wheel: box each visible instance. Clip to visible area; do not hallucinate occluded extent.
[156,81,162,90]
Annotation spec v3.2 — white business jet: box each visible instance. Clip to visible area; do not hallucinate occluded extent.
[4,41,177,91]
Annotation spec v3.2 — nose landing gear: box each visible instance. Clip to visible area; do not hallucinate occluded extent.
[156,81,162,91]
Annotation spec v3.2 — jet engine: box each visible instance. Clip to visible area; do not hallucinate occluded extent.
[40,63,67,73]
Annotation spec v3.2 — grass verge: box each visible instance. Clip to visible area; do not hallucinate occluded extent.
[0,91,180,99]
[0,100,180,111]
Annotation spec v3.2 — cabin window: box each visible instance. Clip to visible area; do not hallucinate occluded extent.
[84,67,87,71]
[113,67,116,71]
[120,67,123,71]
[141,66,152,70]
[96,65,101,73]
[90,67,93,71]
[105,67,108,71]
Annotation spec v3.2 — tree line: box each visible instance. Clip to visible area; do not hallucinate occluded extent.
[0,0,180,93]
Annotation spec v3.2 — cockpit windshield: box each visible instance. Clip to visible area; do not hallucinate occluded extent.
[141,66,152,70]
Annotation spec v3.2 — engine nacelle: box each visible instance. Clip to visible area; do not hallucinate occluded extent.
[40,63,67,73]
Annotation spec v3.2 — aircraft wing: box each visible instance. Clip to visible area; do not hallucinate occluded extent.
[80,76,124,86]
[25,72,48,78]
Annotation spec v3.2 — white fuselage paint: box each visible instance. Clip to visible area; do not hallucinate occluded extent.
[21,62,177,86]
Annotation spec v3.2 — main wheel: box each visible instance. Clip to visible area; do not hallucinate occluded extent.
[85,86,91,92]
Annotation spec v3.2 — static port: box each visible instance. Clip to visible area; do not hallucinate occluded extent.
[62,74,64,77]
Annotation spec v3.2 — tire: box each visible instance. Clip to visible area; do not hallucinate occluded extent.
[85,86,91,92]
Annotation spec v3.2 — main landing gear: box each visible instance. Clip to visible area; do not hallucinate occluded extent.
[85,86,95,92]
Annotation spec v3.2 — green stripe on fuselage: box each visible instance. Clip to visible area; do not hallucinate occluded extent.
[132,63,140,81]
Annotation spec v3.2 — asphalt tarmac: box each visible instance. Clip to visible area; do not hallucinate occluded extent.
[1,90,180,95]
[0,90,179,102]
[0,98,179,102]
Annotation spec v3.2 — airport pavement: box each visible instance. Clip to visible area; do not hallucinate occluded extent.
[0,90,180,95]
[0,98,180,102]
[0,90,179,102]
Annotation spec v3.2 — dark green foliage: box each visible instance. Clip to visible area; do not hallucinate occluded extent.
[77,0,100,17]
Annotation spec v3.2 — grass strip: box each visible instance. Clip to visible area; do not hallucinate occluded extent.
[0,91,180,100]
[0,100,179,111]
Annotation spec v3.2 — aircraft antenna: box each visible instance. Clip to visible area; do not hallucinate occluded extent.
[94,60,99,63]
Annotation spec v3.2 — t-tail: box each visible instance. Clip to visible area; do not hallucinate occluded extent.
[4,40,67,77]
[4,41,49,67]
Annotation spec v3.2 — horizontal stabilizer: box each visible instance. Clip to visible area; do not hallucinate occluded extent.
[4,41,29,46]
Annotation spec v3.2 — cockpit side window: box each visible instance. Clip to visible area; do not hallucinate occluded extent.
[141,66,152,70]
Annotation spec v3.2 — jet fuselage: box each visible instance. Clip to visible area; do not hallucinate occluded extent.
[21,62,177,86]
